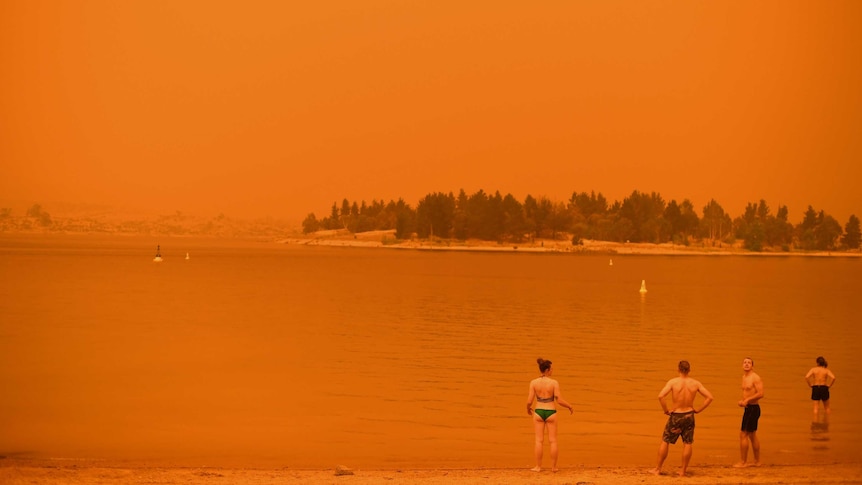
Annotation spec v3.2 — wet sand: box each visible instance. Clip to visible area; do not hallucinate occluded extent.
[2,458,861,484]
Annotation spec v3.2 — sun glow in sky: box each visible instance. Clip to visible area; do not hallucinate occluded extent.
[2,1,861,222]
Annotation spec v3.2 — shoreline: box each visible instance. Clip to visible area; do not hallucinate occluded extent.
[3,458,861,484]
[280,230,862,257]
[2,231,859,257]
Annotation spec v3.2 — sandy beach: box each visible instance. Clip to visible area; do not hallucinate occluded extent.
[3,458,861,484]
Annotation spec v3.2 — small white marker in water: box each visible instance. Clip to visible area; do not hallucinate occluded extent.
[640,280,647,293]
[609,259,613,266]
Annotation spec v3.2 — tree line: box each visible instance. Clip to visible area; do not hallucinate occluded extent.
[306,189,860,251]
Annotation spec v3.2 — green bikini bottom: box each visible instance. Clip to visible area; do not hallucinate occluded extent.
[535,409,557,421]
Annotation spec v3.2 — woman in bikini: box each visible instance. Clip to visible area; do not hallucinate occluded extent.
[526,357,574,472]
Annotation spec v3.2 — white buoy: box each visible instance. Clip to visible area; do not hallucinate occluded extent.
[185,252,190,260]
[609,259,613,266]
[639,280,647,293]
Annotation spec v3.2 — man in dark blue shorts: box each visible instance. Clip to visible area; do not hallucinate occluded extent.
[735,357,764,467]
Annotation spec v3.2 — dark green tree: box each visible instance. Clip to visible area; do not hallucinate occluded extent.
[523,195,538,239]
[486,191,506,241]
[320,202,340,229]
[548,201,571,239]
[569,191,608,218]
[26,204,43,218]
[302,213,320,234]
[841,215,861,249]
[701,199,728,241]
[619,191,667,243]
[392,198,415,239]
[735,200,771,250]
[371,200,395,230]
[416,192,455,239]
[664,200,682,235]
[665,199,698,245]
[743,221,765,251]
[26,203,52,227]
[769,205,794,248]
[796,206,821,249]
[678,199,700,239]
[756,199,769,220]
[466,189,490,239]
[814,211,842,250]
[796,207,842,250]
[608,213,635,242]
[453,189,470,240]
[501,193,526,242]
[799,206,818,230]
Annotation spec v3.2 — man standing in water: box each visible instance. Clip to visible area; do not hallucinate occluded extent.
[735,357,764,468]
[805,356,836,414]
[649,360,714,477]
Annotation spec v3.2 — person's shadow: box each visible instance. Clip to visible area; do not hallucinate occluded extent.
[810,412,830,451]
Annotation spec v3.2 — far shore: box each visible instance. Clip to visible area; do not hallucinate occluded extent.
[2,458,861,484]
[280,229,862,257]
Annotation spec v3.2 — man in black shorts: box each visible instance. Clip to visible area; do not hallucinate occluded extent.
[735,357,764,467]
[805,356,836,414]
[649,360,714,477]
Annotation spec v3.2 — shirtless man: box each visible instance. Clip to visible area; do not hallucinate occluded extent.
[649,360,714,477]
[805,356,836,414]
[735,357,764,467]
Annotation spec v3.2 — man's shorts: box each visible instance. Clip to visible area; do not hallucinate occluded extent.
[811,385,830,401]
[662,411,695,444]
[741,404,761,432]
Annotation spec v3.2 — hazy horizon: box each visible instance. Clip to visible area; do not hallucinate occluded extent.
[2,2,861,223]
[2,185,859,228]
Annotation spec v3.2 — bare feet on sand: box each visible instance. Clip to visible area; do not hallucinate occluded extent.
[530,467,541,472]
[649,468,685,477]
[733,462,761,468]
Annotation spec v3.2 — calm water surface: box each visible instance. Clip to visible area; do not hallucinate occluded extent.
[1,235,860,468]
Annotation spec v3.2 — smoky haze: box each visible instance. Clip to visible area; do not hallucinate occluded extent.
[1,1,861,223]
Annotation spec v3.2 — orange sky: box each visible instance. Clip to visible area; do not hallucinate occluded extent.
[2,1,861,223]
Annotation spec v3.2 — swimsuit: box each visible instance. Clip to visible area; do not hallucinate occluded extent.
[534,409,556,421]
[741,404,761,432]
[534,392,556,421]
[662,411,695,444]
[811,385,830,401]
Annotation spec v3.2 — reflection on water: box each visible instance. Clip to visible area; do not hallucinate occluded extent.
[810,413,830,450]
[0,235,860,468]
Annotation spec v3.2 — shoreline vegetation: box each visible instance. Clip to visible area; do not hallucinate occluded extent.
[302,190,862,254]
[281,229,862,257]
[3,189,861,255]
[2,458,861,484]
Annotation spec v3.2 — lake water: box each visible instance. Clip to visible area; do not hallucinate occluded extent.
[1,234,860,469]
